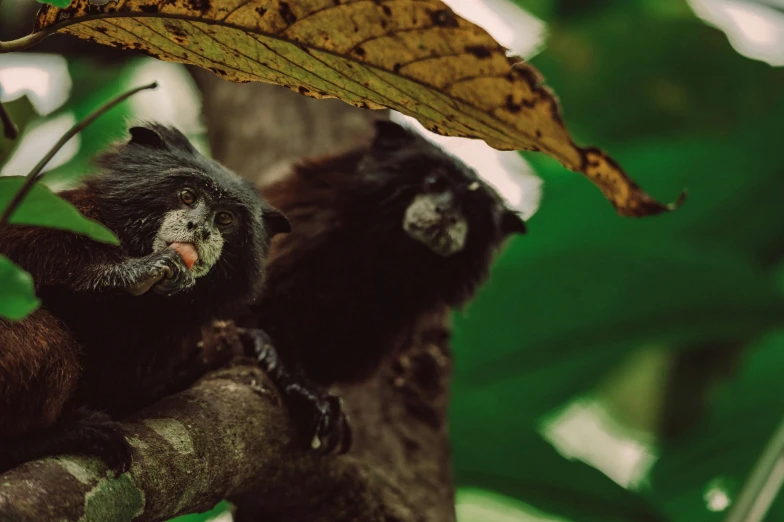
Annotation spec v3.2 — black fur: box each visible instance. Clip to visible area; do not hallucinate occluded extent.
[255,121,525,385]
[0,124,286,471]
[64,124,280,412]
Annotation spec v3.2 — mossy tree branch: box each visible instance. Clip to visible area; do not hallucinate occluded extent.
[0,308,454,522]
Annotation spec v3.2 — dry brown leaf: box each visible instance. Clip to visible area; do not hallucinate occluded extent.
[33,0,683,216]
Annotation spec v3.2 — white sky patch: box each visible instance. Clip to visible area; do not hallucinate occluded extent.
[541,399,657,490]
[0,53,71,116]
[0,112,80,177]
[389,111,543,220]
[443,0,547,58]
[688,0,784,66]
[127,59,205,138]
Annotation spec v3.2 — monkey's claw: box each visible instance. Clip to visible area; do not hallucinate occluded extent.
[287,384,352,456]
[236,327,352,455]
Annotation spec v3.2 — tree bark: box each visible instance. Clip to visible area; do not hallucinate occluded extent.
[0,74,456,522]
[0,309,454,522]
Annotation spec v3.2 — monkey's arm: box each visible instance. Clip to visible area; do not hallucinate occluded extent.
[0,224,192,296]
[70,247,193,296]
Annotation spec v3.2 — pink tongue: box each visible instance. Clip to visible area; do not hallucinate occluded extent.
[169,242,198,270]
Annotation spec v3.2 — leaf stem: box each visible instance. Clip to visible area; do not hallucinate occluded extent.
[0,81,158,225]
[0,31,52,54]
[0,101,18,140]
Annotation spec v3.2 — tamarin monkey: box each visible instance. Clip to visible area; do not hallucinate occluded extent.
[243,119,527,420]
[228,120,527,520]
[0,124,294,472]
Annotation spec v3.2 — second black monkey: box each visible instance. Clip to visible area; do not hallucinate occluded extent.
[250,121,526,393]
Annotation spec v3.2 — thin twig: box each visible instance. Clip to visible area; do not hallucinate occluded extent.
[0,31,51,54]
[0,82,158,225]
[0,100,18,140]
[724,417,784,522]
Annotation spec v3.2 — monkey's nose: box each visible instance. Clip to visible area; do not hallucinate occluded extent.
[187,221,195,230]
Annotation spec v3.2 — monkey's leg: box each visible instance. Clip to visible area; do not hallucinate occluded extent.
[0,407,132,473]
[236,328,352,455]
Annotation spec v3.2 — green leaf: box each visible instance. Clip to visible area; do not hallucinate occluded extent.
[453,426,667,522]
[454,240,784,409]
[0,255,39,320]
[36,0,72,8]
[0,96,38,167]
[0,177,118,245]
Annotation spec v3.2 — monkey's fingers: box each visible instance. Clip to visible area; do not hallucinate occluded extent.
[125,271,167,296]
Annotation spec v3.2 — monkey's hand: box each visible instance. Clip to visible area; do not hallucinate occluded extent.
[237,328,352,456]
[122,248,195,296]
[150,248,195,296]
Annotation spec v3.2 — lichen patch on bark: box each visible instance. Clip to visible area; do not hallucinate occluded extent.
[143,418,195,455]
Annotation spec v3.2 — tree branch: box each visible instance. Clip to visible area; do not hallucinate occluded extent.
[0,31,51,54]
[0,308,454,522]
[0,73,455,522]
[0,363,293,521]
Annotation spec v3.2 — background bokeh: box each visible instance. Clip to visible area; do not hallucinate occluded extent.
[1,0,782,521]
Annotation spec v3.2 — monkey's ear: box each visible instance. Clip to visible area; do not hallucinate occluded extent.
[129,126,166,149]
[372,121,415,150]
[501,210,527,236]
[264,209,291,237]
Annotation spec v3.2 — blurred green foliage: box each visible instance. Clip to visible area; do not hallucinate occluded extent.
[451,1,784,521]
[42,59,141,187]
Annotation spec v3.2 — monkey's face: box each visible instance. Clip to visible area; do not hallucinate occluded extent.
[358,121,526,258]
[151,184,238,278]
[95,124,290,300]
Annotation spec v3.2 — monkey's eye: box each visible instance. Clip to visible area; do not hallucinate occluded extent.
[216,211,234,227]
[179,188,197,206]
[424,174,446,193]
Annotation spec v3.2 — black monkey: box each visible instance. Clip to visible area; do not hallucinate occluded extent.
[0,124,298,471]
[246,119,526,406]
